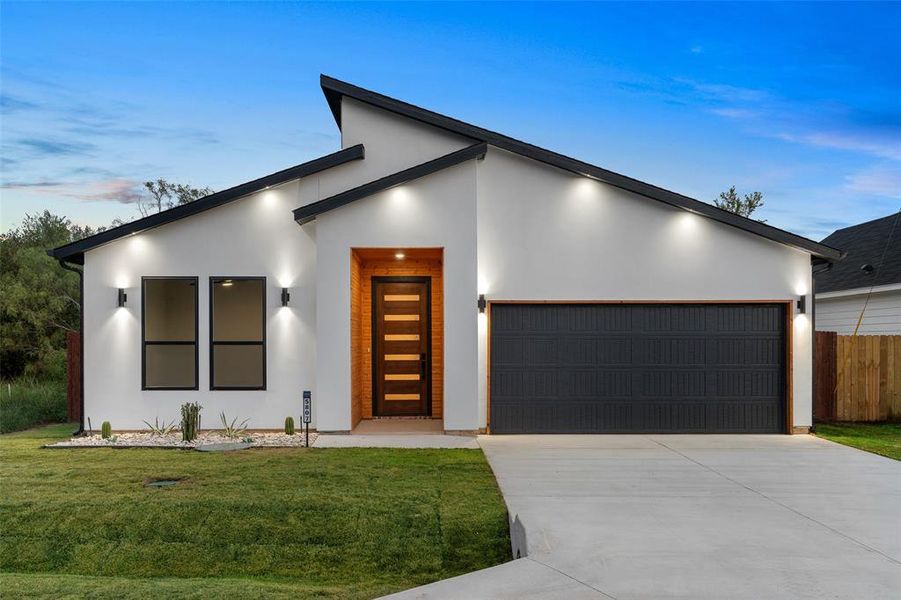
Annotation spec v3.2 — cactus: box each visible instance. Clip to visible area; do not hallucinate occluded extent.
[285,416,295,435]
[101,421,112,439]
[180,402,202,441]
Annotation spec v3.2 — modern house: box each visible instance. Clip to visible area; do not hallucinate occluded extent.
[815,213,901,335]
[50,75,843,435]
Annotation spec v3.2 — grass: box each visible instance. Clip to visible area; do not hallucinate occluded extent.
[0,379,67,434]
[815,422,901,460]
[0,424,511,598]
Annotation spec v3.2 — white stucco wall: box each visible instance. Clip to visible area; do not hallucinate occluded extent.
[816,288,901,334]
[314,162,479,431]
[83,181,319,430]
[475,149,814,428]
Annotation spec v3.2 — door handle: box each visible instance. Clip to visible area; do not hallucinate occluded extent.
[420,353,426,376]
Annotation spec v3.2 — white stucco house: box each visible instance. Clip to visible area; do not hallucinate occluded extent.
[50,75,843,435]
[815,213,901,335]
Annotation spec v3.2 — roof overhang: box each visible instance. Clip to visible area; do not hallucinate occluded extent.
[321,75,844,262]
[293,142,487,224]
[49,144,365,264]
[816,282,901,299]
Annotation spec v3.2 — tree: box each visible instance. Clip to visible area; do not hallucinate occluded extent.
[0,212,101,379]
[139,179,213,217]
[714,186,765,221]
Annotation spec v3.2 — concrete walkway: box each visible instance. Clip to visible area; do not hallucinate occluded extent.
[386,434,901,599]
[313,434,478,448]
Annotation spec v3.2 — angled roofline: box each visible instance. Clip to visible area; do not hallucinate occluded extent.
[294,142,487,224]
[49,144,365,263]
[321,75,843,261]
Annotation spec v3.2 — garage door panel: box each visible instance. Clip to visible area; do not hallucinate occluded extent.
[490,303,786,434]
[524,337,560,365]
[644,305,706,332]
[640,337,707,365]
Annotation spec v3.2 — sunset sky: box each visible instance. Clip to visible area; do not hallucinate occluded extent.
[2,2,899,239]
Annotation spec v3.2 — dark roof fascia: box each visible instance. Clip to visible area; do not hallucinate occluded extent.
[321,75,843,261]
[293,142,487,225]
[48,144,365,264]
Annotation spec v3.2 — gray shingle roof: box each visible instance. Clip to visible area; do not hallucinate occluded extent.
[816,212,901,293]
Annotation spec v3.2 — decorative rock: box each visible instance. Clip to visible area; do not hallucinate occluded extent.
[46,431,318,449]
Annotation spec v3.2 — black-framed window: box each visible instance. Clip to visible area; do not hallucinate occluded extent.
[142,277,198,390]
[210,277,266,390]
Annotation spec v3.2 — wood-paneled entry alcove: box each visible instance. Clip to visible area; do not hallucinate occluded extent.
[350,248,443,427]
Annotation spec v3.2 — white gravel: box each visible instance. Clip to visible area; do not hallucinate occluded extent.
[47,430,318,449]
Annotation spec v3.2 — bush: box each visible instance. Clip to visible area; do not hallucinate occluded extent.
[0,379,68,433]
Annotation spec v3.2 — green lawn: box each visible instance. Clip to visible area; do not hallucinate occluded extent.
[815,423,901,460]
[0,424,511,599]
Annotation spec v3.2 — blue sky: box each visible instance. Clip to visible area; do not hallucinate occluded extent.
[1,2,899,240]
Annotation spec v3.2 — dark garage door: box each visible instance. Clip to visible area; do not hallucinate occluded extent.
[489,303,786,434]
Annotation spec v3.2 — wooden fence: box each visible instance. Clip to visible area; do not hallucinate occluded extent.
[66,330,81,423]
[815,331,901,422]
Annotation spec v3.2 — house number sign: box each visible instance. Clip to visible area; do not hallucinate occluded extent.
[303,390,312,447]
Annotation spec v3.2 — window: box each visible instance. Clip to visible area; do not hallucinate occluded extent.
[142,277,198,390]
[210,277,266,390]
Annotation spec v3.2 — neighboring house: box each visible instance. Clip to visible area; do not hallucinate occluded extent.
[50,75,843,435]
[815,213,901,335]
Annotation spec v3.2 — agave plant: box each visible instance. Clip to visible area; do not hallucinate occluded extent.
[143,417,177,437]
[219,412,250,439]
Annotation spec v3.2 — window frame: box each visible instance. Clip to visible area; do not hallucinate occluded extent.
[208,276,267,391]
[141,276,200,391]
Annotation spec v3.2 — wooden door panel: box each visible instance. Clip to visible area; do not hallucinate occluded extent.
[374,278,430,416]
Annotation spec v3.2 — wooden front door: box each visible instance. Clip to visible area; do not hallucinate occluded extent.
[373,277,431,417]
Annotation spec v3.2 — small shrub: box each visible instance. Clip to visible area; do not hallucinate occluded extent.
[219,412,249,439]
[284,416,295,435]
[101,421,112,439]
[143,417,177,436]
[181,402,202,441]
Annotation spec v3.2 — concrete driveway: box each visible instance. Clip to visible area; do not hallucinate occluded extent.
[387,435,900,599]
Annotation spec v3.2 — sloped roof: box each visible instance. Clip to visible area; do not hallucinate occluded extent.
[816,212,901,293]
[320,75,842,262]
[49,144,365,263]
[293,143,487,224]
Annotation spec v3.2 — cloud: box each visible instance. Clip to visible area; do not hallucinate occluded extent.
[709,107,759,119]
[1,178,143,204]
[690,45,703,54]
[845,164,901,198]
[778,131,901,162]
[15,138,96,157]
[0,94,39,113]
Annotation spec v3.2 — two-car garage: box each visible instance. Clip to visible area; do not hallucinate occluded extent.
[489,303,788,434]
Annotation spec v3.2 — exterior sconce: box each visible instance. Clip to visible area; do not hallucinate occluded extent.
[478,294,487,313]
[796,295,806,314]
[281,288,291,307]
[117,288,127,307]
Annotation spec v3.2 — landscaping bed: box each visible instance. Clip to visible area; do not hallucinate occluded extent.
[46,430,318,449]
[1,423,511,599]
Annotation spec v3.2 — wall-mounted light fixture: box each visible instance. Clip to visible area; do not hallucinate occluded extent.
[281,288,291,307]
[478,294,487,313]
[117,288,127,308]
[796,295,806,314]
